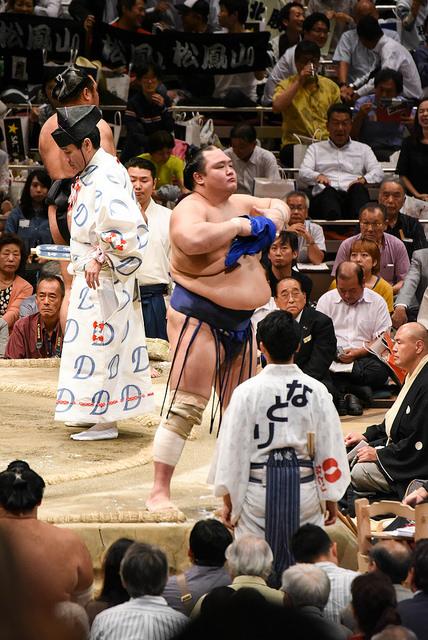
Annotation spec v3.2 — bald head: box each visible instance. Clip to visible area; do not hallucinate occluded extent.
[393,322,428,373]
[398,322,428,349]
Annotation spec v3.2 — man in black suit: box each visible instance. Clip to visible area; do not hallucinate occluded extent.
[274,276,337,387]
[397,540,428,639]
[345,322,428,498]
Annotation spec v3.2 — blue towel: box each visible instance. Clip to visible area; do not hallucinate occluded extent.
[225,215,276,269]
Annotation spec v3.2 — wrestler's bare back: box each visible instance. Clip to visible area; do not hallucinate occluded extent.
[170,191,287,310]
[39,114,115,180]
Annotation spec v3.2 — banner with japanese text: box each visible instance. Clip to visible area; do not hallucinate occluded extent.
[91,27,271,75]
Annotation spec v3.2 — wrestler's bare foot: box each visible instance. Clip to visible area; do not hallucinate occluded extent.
[146,461,176,510]
[150,367,161,379]
[145,492,177,511]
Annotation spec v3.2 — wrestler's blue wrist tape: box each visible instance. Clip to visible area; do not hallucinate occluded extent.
[225,215,276,268]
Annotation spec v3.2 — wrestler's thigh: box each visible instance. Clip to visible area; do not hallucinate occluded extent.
[219,330,257,409]
[167,307,219,400]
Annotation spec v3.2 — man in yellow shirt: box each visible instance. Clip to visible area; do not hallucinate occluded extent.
[272,41,340,166]
[139,130,185,198]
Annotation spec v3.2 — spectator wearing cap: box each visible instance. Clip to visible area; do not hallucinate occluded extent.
[272,41,340,167]
[224,123,280,195]
[213,0,265,107]
[177,0,211,33]
[263,12,330,106]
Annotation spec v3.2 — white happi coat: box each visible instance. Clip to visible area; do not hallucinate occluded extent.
[211,364,350,538]
[55,148,154,423]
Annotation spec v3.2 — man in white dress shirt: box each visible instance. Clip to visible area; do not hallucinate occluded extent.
[126,157,171,341]
[298,103,384,220]
[224,123,280,195]
[316,261,391,416]
[90,542,187,640]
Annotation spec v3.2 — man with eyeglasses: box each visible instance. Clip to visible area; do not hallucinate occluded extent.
[332,203,410,294]
[286,190,326,264]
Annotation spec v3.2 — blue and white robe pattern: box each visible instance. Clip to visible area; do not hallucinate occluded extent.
[55,148,154,424]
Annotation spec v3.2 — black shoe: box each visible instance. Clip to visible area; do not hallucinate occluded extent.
[348,384,373,407]
[335,394,347,416]
[346,393,363,416]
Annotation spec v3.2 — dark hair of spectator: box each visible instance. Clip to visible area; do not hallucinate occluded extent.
[359,202,387,221]
[374,68,403,95]
[0,460,45,514]
[327,103,352,122]
[189,519,233,567]
[36,274,66,298]
[278,2,304,27]
[120,542,168,597]
[74,128,101,151]
[357,15,383,42]
[135,62,162,80]
[118,0,140,17]
[219,0,249,25]
[19,169,51,220]
[256,310,301,362]
[273,230,299,252]
[125,157,157,180]
[336,261,365,286]
[369,544,412,585]
[230,123,256,143]
[7,0,35,12]
[350,238,381,275]
[147,130,174,154]
[295,40,321,62]
[411,539,428,593]
[291,524,332,563]
[0,234,28,274]
[303,12,330,33]
[351,572,399,639]
[98,538,135,606]
[412,99,428,142]
[183,145,217,190]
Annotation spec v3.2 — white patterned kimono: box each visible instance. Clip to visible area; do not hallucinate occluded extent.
[55,148,154,424]
[210,364,350,538]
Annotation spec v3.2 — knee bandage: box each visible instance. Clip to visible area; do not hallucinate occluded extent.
[152,392,208,466]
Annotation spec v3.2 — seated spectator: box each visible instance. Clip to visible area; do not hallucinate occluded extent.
[334,0,399,90]
[68,0,118,28]
[299,104,384,221]
[380,176,428,259]
[351,16,422,101]
[398,540,428,639]
[332,204,410,293]
[263,12,330,106]
[351,69,410,162]
[396,0,428,50]
[291,524,358,624]
[5,168,52,258]
[0,460,93,612]
[0,234,32,351]
[331,238,394,312]
[177,0,211,33]
[123,64,173,162]
[414,15,428,90]
[274,277,336,386]
[369,541,413,603]
[5,274,63,359]
[139,130,184,194]
[317,262,391,415]
[263,230,313,299]
[350,573,400,639]
[91,542,187,639]
[345,322,428,497]
[6,0,34,11]
[213,0,264,107]
[273,41,340,167]
[277,2,305,58]
[162,519,232,616]
[281,564,349,640]
[192,536,284,616]
[306,0,354,52]
[286,190,325,264]
[223,123,280,195]
[110,0,150,33]
[397,99,428,203]
[86,538,134,625]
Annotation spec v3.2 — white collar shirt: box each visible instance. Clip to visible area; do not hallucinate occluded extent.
[333,28,399,84]
[316,287,391,349]
[138,198,171,286]
[224,146,280,194]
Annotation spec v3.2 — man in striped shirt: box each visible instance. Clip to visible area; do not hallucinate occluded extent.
[90,543,188,640]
